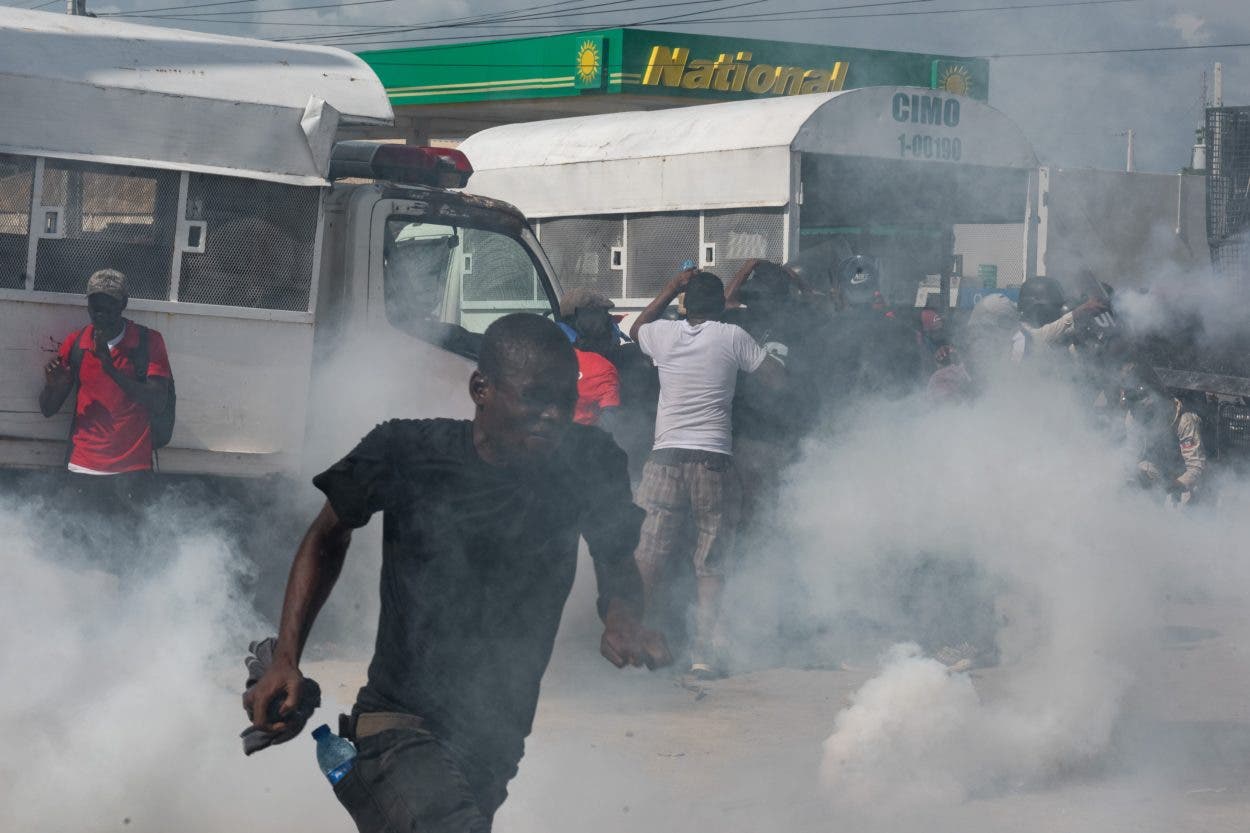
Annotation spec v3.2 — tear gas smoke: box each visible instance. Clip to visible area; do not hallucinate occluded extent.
[755,370,1250,828]
[0,489,352,833]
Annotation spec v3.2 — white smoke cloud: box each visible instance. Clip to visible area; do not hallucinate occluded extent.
[0,492,349,833]
[775,371,1250,826]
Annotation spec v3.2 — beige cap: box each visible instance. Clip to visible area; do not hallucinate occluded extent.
[559,287,614,319]
[86,269,127,301]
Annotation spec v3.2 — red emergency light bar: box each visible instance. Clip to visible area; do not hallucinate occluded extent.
[328,141,473,188]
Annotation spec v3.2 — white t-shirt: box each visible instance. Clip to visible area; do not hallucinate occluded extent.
[637,319,767,455]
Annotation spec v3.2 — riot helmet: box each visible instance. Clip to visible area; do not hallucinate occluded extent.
[1017,277,1066,327]
[836,254,882,307]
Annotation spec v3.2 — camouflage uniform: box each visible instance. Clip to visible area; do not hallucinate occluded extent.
[1129,398,1207,502]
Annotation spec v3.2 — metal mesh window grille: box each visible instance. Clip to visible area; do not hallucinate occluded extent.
[33,161,178,300]
[538,216,624,297]
[953,223,1025,285]
[178,174,319,311]
[1207,106,1250,284]
[625,212,698,299]
[702,208,785,281]
[461,227,539,303]
[0,154,33,290]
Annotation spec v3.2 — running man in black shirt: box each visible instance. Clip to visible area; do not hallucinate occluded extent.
[245,314,671,833]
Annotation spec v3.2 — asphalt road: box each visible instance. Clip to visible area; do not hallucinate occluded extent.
[303,553,1250,833]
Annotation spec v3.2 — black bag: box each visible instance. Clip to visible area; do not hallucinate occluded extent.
[69,324,176,450]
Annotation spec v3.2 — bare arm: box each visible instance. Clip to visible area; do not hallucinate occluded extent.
[751,354,787,392]
[39,357,74,417]
[723,258,762,309]
[244,501,353,731]
[629,268,695,342]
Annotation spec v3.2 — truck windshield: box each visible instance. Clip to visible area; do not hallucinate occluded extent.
[383,217,550,357]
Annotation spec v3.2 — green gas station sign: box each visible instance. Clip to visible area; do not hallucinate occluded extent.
[361,28,989,107]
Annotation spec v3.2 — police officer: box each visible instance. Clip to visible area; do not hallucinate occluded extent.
[1119,363,1206,504]
[1012,276,1109,364]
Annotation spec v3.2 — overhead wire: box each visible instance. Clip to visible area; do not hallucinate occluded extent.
[110,0,672,20]
[286,0,1145,49]
[287,0,901,44]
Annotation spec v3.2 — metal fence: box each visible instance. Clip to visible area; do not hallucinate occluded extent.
[33,160,179,300]
[177,173,319,311]
[461,226,541,303]
[703,208,786,285]
[1207,106,1250,285]
[0,154,33,290]
[2,155,322,312]
[537,215,624,297]
[953,223,1026,286]
[535,208,786,303]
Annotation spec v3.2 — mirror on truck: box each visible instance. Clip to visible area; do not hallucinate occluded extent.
[382,217,550,359]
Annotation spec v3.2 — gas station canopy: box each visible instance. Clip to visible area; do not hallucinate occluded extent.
[358,28,990,141]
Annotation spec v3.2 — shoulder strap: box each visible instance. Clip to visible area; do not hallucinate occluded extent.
[68,327,87,379]
[132,324,150,381]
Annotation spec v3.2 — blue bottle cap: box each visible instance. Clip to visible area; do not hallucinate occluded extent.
[311,724,330,740]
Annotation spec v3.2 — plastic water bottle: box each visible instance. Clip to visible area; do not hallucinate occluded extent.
[312,724,356,785]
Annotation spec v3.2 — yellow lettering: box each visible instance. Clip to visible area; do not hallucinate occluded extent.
[829,61,849,91]
[681,59,715,90]
[771,65,807,95]
[730,52,752,91]
[799,68,830,94]
[642,46,689,87]
[745,64,775,94]
[711,53,734,92]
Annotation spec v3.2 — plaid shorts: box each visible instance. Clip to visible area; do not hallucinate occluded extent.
[633,450,742,582]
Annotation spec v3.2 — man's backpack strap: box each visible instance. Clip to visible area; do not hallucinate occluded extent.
[133,324,150,382]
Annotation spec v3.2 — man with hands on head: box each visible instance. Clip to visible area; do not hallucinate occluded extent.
[629,267,785,680]
[245,313,669,833]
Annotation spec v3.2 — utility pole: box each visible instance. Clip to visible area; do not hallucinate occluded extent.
[66,0,87,14]
[1117,129,1135,172]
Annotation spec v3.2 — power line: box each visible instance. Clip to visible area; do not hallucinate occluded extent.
[112,0,673,20]
[291,0,1140,49]
[982,41,1250,58]
[97,0,261,15]
[291,0,911,44]
[675,0,1134,22]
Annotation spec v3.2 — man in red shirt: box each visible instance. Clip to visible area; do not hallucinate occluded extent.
[40,270,173,528]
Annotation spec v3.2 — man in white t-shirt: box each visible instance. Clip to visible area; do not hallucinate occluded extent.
[629,268,784,679]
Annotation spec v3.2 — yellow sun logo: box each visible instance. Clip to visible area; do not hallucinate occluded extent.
[939,65,973,96]
[576,40,601,85]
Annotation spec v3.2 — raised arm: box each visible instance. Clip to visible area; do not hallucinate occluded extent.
[244,501,353,731]
[629,267,696,342]
[724,258,762,309]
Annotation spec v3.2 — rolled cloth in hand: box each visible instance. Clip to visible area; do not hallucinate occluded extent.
[240,637,321,756]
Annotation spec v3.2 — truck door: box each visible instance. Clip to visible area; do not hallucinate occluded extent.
[308,195,559,447]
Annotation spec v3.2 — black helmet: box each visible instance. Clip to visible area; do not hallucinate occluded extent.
[836,254,881,307]
[1017,277,1066,327]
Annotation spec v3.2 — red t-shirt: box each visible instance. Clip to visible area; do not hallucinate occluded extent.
[57,320,172,473]
[573,349,620,426]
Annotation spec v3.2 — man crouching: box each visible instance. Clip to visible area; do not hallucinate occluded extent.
[245,313,671,832]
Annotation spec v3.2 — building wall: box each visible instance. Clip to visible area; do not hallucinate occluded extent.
[1041,169,1208,293]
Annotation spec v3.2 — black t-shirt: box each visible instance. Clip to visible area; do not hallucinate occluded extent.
[313,418,643,775]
